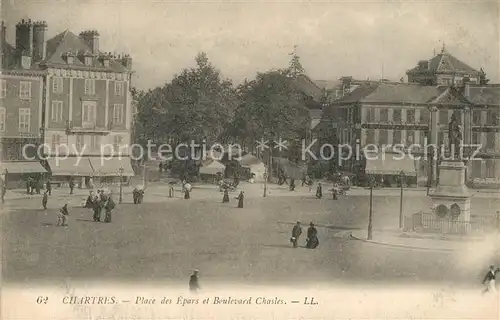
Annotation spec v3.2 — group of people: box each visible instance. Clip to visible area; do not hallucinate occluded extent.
[291,221,319,249]
[221,188,244,208]
[85,190,116,223]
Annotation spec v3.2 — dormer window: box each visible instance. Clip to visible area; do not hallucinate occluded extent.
[103,59,110,68]
[67,56,74,64]
[84,56,93,66]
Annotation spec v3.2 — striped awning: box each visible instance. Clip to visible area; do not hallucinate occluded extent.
[365,153,417,176]
[48,157,94,176]
[0,161,47,174]
[89,157,135,176]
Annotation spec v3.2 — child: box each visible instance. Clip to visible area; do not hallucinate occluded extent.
[42,191,48,210]
[57,203,69,226]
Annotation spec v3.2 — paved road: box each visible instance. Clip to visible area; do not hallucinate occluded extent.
[2,190,497,288]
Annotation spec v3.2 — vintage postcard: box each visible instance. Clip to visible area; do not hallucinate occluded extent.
[1,0,499,319]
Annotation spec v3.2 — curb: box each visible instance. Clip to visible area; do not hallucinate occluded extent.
[349,232,457,252]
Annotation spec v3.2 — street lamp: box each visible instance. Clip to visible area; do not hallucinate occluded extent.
[263,165,268,198]
[119,167,124,204]
[399,170,404,228]
[367,184,373,240]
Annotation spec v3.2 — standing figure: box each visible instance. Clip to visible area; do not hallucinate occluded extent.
[308,176,313,192]
[104,195,115,223]
[448,113,463,158]
[85,191,94,208]
[482,265,499,294]
[159,162,163,173]
[46,180,52,195]
[290,221,302,248]
[222,188,229,203]
[306,222,319,249]
[69,179,75,195]
[168,186,175,198]
[301,174,307,187]
[57,203,69,226]
[189,269,200,293]
[184,188,190,199]
[35,179,41,194]
[237,191,244,208]
[1,185,6,204]
[42,191,48,209]
[289,179,296,191]
[332,186,338,200]
[316,183,323,199]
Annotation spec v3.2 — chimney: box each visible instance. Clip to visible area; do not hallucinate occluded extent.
[79,30,100,54]
[15,19,34,57]
[32,20,47,61]
[340,76,352,92]
[100,52,111,68]
[121,54,132,69]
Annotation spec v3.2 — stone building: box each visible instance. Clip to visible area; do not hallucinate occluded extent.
[1,19,135,188]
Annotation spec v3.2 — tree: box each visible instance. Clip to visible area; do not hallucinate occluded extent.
[288,45,305,77]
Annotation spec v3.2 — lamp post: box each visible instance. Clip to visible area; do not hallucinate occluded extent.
[119,167,124,204]
[263,165,268,197]
[399,169,404,228]
[367,185,373,240]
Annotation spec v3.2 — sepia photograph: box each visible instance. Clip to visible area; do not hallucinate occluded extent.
[0,0,499,319]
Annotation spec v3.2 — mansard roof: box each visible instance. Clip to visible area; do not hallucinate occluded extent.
[407,49,481,76]
[42,29,129,72]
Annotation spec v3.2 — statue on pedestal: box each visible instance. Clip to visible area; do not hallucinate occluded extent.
[448,113,462,159]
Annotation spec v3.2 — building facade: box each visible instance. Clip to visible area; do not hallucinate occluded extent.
[1,19,135,188]
[319,51,500,188]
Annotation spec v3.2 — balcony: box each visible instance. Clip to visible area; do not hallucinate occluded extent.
[66,120,110,134]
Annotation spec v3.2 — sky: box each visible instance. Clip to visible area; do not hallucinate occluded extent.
[2,0,499,90]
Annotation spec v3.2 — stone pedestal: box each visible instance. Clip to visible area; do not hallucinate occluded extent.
[430,160,471,232]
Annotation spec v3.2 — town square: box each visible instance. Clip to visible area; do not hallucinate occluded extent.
[0,1,500,319]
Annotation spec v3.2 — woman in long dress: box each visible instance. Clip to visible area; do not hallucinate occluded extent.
[222,188,229,203]
[237,191,244,208]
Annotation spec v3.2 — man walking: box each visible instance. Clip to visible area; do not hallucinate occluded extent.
[69,179,75,195]
[42,190,48,210]
[290,221,302,248]
[482,265,499,294]
[189,269,200,293]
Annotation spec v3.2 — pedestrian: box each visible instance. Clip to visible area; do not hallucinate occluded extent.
[222,188,229,203]
[69,179,75,195]
[159,162,163,173]
[57,203,69,226]
[42,190,48,210]
[289,179,295,191]
[332,187,338,200]
[104,195,115,223]
[482,265,499,294]
[35,179,41,194]
[301,174,306,187]
[290,221,302,248]
[46,180,52,195]
[316,183,323,199]
[306,222,319,249]
[1,185,6,204]
[237,191,244,208]
[85,191,94,208]
[308,176,313,192]
[184,187,190,199]
[168,186,175,198]
[93,195,101,222]
[189,269,200,293]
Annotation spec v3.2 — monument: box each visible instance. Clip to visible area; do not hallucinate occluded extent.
[429,113,471,233]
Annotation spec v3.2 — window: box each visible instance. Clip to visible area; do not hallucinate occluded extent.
[0,79,6,98]
[486,132,495,151]
[406,130,415,145]
[113,135,123,152]
[84,56,93,66]
[420,109,430,124]
[486,160,496,178]
[380,109,389,122]
[82,101,96,128]
[75,134,84,152]
[84,79,95,95]
[19,81,31,99]
[51,101,63,122]
[487,110,498,126]
[90,135,101,151]
[439,110,448,124]
[406,110,415,124]
[472,110,482,125]
[393,109,402,123]
[18,108,30,132]
[379,130,388,145]
[0,107,5,132]
[112,104,124,125]
[365,129,375,145]
[51,134,61,152]
[419,130,427,146]
[53,77,63,93]
[392,130,402,144]
[115,81,124,96]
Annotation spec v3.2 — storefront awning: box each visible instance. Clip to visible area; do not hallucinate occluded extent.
[89,157,135,176]
[0,161,47,174]
[365,153,417,176]
[48,157,94,176]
